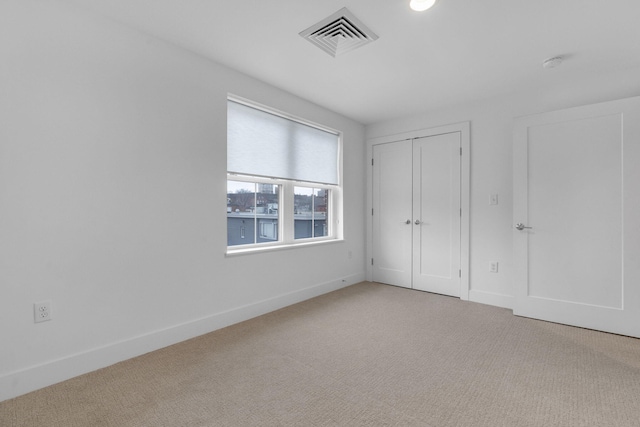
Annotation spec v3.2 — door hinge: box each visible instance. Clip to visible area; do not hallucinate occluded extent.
[371,158,374,166]
[459,270,461,278]
[372,208,374,215]
[460,208,462,217]
[460,147,462,156]
[371,258,374,265]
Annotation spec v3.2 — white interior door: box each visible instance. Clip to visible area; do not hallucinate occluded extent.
[372,132,462,297]
[412,133,461,296]
[513,97,640,338]
[372,140,413,288]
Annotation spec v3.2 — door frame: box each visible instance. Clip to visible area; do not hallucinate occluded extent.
[366,122,470,300]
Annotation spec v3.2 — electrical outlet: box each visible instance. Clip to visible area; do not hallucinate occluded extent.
[34,301,52,323]
[490,262,499,273]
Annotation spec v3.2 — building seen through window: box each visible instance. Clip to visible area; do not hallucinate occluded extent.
[294,186,329,239]
[227,181,280,246]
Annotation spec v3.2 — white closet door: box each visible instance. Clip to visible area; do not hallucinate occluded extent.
[372,132,462,297]
[513,97,640,338]
[412,133,461,296]
[372,140,413,288]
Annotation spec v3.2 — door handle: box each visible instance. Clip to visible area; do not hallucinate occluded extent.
[415,220,421,225]
[515,223,533,231]
[405,219,411,224]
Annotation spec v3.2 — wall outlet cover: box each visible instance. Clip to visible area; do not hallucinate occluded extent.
[34,301,52,323]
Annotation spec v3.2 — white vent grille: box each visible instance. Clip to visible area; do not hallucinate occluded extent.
[299,8,378,57]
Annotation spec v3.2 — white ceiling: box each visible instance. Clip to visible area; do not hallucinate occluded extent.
[64,0,640,124]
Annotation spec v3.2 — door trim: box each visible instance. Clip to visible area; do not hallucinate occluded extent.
[366,122,470,300]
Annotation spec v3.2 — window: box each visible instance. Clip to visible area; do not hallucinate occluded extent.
[294,186,329,239]
[227,180,280,246]
[227,97,341,251]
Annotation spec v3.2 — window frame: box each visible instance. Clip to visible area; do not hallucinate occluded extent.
[226,96,343,255]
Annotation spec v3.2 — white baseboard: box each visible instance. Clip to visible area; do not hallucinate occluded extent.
[0,272,365,402]
[469,289,514,310]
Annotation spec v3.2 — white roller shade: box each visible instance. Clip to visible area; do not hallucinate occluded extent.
[228,100,339,185]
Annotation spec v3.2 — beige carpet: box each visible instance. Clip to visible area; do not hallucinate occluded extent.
[2,282,640,426]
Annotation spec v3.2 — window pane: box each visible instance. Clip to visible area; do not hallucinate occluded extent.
[314,188,329,238]
[294,187,313,239]
[256,184,279,243]
[227,181,256,246]
[294,187,329,239]
[227,181,279,246]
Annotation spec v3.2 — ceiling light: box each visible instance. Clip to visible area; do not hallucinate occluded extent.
[410,0,437,12]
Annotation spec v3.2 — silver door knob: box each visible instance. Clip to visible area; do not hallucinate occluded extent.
[405,219,411,224]
[515,223,533,230]
[415,220,421,225]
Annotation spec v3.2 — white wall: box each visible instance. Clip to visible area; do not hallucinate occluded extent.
[0,0,365,401]
[366,66,640,309]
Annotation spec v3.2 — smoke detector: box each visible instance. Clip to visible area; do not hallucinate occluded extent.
[299,8,378,57]
[543,56,564,69]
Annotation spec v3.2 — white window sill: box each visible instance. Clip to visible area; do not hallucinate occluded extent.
[225,238,344,257]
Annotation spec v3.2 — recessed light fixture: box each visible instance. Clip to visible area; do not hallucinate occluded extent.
[410,0,437,12]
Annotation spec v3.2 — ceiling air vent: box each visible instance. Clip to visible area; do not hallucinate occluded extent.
[299,8,378,57]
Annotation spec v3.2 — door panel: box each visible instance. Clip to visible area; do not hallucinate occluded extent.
[372,140,413,288]
[413,133,461,296]
[514,97,640,338]
[527,115,622,308]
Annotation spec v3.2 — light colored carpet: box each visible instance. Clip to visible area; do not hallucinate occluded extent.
[2,282,640,426]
